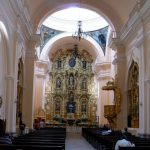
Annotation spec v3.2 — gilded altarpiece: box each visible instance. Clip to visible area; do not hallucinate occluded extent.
[127,61,139,128]
[45,48,97,124]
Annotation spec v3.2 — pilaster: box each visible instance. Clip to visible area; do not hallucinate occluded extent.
[109,37,127,129]
[5,75,16,133]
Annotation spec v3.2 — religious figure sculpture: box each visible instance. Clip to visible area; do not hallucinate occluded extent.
[56,78,61,88]
[66,92,75,113]
[69,75,74,86]
[82,78,87,89]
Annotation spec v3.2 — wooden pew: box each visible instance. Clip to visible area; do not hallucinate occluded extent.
[0,144,64,150]
[82,128,150,150]
[119,146,150,150]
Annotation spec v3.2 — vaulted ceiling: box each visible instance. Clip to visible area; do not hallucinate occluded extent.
[25,0,137,31]
[24,0,137,60]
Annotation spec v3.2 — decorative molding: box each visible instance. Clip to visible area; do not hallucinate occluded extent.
[144,79,150,83]
[97,74,112,80]
[120,0,150,43]
[112,53,126,65]
[25,51,35,59]
[30,34,41,47]
[5,75,15,80]
[34,73,47,79]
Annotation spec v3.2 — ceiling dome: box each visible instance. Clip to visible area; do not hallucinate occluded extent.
[43,7,108,32]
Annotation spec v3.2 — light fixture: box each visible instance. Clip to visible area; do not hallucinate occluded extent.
[72,20,86,41]
[72,44,79,58]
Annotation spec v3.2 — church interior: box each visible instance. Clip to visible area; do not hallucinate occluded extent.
[0,0,150,149]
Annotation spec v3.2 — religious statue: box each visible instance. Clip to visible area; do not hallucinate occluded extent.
[82,61,87,69]
[82,78,87,89]
[81,103,86,112]
[66,101,75,113]
[69,75,74,86]
[68,92,74,102]
[67,92,75,113]
[56,78,61,88]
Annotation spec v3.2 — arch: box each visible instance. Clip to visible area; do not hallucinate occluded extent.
[35,2,118,33]
[40,32,104,61]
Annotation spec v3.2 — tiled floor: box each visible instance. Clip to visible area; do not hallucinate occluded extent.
[65,127,96,150]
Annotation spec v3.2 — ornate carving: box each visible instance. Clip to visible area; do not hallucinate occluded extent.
[102,79,121,128]
[44,47,97,124]
[127,61,139,128]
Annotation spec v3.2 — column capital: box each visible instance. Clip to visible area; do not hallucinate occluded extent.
[30,34,41,48]
[108,36,125,52]
[25,51,35,59]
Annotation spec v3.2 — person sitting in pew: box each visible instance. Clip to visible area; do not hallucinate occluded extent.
[115,135,135,150]
[40,119,46,128]
[0,133,12,144]
[123,127,132,136]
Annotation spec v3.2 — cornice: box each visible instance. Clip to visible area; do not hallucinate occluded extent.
[97,73,112,80]
[120,0,150,44]
[108,37,124,50]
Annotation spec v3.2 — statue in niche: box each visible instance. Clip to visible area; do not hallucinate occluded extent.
[81,102,86,112]
[68,74,74,86]
[82,78,87,89]
[82,61,87,69]
[55,101,60,112]
[68,92,74,102]
[56,78,61,88]
[66,92,75,113]
[92,103,97,115]
[57,60,61,68]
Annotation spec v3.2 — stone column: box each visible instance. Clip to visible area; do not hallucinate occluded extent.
[109,38,126,129]
[5,75,17,133]
[140,26,150,136]
[22,34,40,129]
[23,49,35,129]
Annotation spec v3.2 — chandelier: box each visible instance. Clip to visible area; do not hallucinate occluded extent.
[72,20,86,41]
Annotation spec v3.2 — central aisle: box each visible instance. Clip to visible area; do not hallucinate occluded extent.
[65,127,96,150]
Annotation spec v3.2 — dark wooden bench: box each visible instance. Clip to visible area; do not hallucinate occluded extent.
[82,128,150,150]
[0,144,64,150]
[0,128,66,150]
[119,146,150,150]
